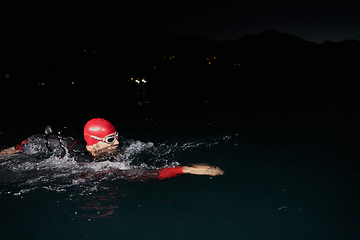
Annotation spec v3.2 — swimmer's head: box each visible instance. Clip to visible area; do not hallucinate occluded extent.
[84,118,119,157]
[84,118,116,146]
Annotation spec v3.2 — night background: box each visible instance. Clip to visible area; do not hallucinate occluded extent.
[1,1,360,239]
[1,1,360,116]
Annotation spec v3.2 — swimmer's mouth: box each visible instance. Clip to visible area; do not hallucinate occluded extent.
[108,145,119,153]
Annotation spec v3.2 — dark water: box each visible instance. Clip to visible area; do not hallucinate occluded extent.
[1,95,360,240]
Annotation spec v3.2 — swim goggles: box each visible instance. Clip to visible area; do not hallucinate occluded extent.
[89,132,118,144]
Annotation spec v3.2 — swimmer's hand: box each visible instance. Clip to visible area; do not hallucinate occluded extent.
[0,147,21,157]
[182,164,224,176]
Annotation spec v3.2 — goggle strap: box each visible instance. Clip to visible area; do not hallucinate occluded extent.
[90,135,103,141]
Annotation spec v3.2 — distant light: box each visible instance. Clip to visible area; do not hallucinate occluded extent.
[98,74,101,77]
[93,51,95,54]
[154,66,156,69]
[206,58,209,60]
[71,82,75,85]
[38,82,45,86]
[5,73,10,79]
[84,49,86,53]
[208,62,211,64]
[49,72,52,76]
[213,57,216,59]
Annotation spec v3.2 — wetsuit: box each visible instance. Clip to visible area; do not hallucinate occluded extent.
[14,134,184,180]
[15,133,92,162]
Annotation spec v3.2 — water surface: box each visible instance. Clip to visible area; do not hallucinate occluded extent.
[1,101,359,240]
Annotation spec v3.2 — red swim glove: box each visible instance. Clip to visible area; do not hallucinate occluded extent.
[158,167,184,180]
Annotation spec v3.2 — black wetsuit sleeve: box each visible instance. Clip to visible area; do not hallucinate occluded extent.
[83,167,184,181]
[17,134,64,157]
[17,134,92,161]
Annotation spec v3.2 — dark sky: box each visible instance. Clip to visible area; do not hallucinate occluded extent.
[2,1,359,43]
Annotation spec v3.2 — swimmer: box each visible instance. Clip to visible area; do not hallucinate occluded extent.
[0,118,224,179]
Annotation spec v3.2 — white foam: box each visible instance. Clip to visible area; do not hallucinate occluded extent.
[85,160,131,172]
[120,140,154,161]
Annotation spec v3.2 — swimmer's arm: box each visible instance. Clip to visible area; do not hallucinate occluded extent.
[182,164,224,176]
[96,164,224,181]
[157,164,224,180]
[0,147,22,157]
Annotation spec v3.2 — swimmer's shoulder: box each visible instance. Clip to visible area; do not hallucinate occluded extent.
[61,137,94,162]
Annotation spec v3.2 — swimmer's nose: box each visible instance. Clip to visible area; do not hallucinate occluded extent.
[113,139,119,146]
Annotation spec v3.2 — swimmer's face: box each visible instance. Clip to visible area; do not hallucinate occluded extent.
[89,132,119,157]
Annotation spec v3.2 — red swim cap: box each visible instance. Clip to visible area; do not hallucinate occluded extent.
[84,118,116,146]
